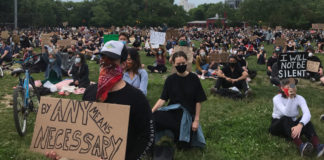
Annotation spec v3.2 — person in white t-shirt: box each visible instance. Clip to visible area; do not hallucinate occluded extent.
[269,78,324,157]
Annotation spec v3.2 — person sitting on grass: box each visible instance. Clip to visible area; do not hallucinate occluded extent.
[306,48,323,82]
[68,53,90,88]
[196,48,211,79]
[151,51,207,158]
[211,55,251,96]
[147,46,167,74]
[269,78,324,158]
[0,39,12,65]
[41,46,62,85]
[123,48,148,95]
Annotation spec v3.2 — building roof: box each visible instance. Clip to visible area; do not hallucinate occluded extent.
[187,21,207,24]
[208,17,225,20]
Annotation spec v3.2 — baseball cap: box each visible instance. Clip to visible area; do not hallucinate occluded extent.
[98,40,124,60]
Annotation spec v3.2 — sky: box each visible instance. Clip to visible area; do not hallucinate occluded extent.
[64,0,224,7]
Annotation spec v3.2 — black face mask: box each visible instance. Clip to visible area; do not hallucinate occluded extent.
[175,64,187,73]
[229,63,236,68]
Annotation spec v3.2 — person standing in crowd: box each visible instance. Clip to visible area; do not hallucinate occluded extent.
[41,45,62,85]
[0,39,12,65]
[69,53,90,88]
[152,51,206,154]
[267,51,279,77]
[123,48,148,95]
[211,56,250,96]
[196,48,211,79]
[269,78,324,157]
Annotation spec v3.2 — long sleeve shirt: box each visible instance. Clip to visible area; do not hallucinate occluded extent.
[272,94,311,125]
[123,68,148,95]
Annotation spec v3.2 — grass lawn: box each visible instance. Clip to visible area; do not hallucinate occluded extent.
[0,42,324,160]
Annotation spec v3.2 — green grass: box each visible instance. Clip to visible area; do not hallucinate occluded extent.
[1,42,324,160]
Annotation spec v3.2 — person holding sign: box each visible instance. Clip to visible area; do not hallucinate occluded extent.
[306,49,323,82]
[123,48,149,95]
[82,41,154,160]
[152,51,207,154]
[269,78,324,158]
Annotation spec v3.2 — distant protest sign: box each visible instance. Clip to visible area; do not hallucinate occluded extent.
[30,97,130,160]
[275,38,286,47]
[306,60,320,73]
[150,30,166,45]
[57,39,72,47]
[103,34,119,43]
[166,29,179,41]
[1,31,9,39]
[41,34,52,45]
[209,52,229,63]
[13,34,20,44]
[278,52,308,78]
[276,26,282,31]
[312,24,324,30]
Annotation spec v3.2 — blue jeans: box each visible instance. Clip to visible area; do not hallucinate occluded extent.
[197,64,211,77]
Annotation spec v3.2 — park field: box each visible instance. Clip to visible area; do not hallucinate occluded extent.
[0,42,324,160]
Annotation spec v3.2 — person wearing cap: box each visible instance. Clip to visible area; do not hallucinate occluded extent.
[82,41,154,160]
[211,56,250,96]
[269,78,324,157]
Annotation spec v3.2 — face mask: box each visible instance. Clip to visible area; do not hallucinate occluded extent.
[0,43,2,47]
[308,52,313,57]
[179,40,187,46]
[175,64,187,73]
[158,50,163,55]
[49,58,55,63]
[200,52,206,57]
[275,48,280,52]
[283,88,289,97]
[229,63,236,68]
[233,50,237,54]
[120,41,127,45]
[75,58,81,64]
[97,65,123,102]
[261,47,264,50]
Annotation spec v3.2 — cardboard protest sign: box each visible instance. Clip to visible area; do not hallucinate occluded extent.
[209,52,229,63]
[249,36,258,42]
[150,30,166,45]
[1,31,9,39]
[275,38,286,47]
[312,24,324,30]
[276,26,282,31]
[30,97,130,160]
[62,22,69,27]
[57,39,72,47]
[150,43,159,49]
[166,29,179,41]
[278,52,308,78]
[41,34,52,45]
[103,34,119,43]
[13,35,20,44]
[306,60,320,73]
[171,46,194,73]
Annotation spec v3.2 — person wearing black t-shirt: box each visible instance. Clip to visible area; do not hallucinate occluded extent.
[267,51,279,77]
[213,56,249,95]
[306,49,323,82]
[152,51,207,149]
[46,41,154,160]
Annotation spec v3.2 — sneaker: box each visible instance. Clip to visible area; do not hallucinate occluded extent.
[299,142,313,157]
[320,114,324,121]
[200,75,205,80]
[244,89,252,97]
[311,78,316,82]
[317,144,324,158]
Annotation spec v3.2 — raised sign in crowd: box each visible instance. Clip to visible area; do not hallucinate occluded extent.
[1,25,324,159]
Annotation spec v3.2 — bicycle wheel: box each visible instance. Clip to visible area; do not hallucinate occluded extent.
[13,86,28,136]
[0,67,3,78]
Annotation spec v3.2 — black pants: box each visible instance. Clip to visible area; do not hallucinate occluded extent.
[215,78,248,92]
[148,64,167,73]
[269,116,317,140]
[0,56,12,64]
[307,71,322,81]
[153,109,183,141]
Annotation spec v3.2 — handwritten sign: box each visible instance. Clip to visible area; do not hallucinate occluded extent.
[1,31,9,39]
[57,39,72,47]
[103,34,119,44]
[306,60,320,73]
[276,26,282,31]
[275,38,286,47]
[13,34,20,44]
[278,52,308,78]
[312,24,324,30]
[166,29,179,41]
[30,97,130,160]
[150,30,166,45]
[41,34,52,45]
[209,52,229,63]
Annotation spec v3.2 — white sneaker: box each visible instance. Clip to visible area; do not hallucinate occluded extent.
[201,75,205,80]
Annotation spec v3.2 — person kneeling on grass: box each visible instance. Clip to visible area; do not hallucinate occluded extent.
[151,51,207,159]
[269,78,324,157]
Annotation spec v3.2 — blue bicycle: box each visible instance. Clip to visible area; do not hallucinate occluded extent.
[11,54,41,136]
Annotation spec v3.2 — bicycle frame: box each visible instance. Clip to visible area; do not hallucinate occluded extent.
[22,70,30,109]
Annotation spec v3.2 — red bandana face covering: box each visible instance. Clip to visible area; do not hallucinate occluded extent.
[96,64,123,102]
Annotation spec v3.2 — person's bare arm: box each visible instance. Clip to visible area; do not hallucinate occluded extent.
[152,99,166,113]
[192,102,201,132]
